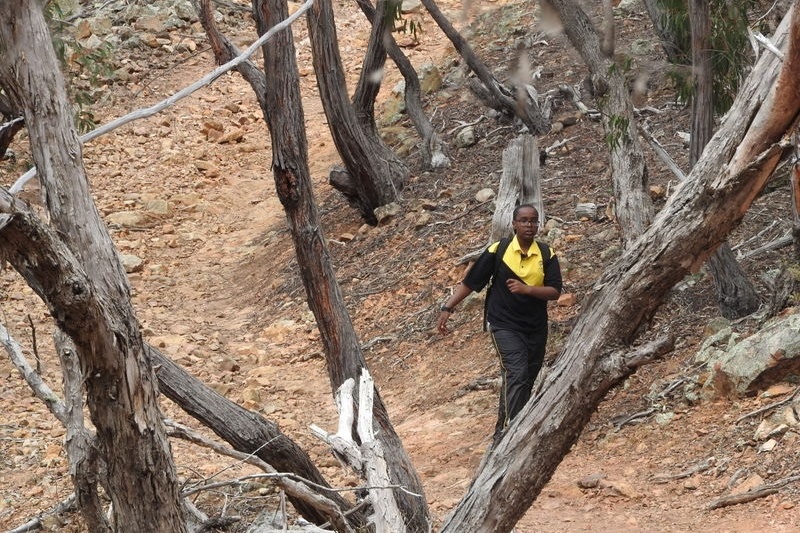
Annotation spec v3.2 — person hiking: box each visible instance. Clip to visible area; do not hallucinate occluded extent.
[437,204,562,445]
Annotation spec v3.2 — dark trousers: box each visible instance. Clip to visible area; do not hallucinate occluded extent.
[490,327,547,444]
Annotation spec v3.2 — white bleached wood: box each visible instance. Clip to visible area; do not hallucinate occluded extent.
[357,370,375,443]
[334,378,355,442]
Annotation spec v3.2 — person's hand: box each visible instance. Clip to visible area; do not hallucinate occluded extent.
[437,310,451,335]
[506,279,529,295]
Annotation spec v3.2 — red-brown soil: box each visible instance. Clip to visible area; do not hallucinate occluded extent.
[1,1,798,532]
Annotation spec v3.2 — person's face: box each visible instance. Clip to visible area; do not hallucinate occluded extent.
[512,207,540,241]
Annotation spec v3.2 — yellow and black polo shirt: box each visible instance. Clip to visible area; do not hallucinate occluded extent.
[463,236,562,333]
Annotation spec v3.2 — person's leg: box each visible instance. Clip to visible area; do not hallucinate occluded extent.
[523,329,547,395]
[491,329,530,438]
[490,329,510,445]
[491,328,548,445]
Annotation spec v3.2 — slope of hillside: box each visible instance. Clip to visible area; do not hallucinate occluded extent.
[0,0,798,531]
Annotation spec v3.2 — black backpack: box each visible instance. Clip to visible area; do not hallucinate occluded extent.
[483,237,552,331]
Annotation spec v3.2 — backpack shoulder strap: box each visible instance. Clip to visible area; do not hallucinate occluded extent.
[536,240,551,265]
[484,237,512,332]
[492,237,512,280]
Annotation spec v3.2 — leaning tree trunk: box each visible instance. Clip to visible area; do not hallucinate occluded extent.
[442,7,800,531]
[419,0,550,135]
[142,5,369,528]
[689,0,759,318]
[0,3,187,531]
[355,0,450,169]
[351,0,390,135]
[148,344,364,528]
[306,0,408,224]
[793,160,800,260]
[544,0,653,248]
[643,0,689,63]
[253,0,431,530]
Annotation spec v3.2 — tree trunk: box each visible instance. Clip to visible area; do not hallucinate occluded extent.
[354,0,450,169]
[690,0,759,318]
[793,162,800,260]
[689,0,713,164]
[419,0,550,135]
[544,0,653,247]
[643,0,688,63]
[491,135,543,241]
[352,0,390,135]
[306,0,407,224]
[0,3,187,531]
[55,333,112,533]
[253,0,431,530]
[442,7,800,531]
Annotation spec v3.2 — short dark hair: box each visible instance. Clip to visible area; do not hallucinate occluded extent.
[513,204,538,220]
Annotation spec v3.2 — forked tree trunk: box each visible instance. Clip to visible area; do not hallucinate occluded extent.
[354,0,450,169]
[0,3,187,531]
[544,0,653,247]
[442,7,800,531]
[306,0,408,224]
[419,0,550,134]
[253,0,430,530]
[690,0,759,318]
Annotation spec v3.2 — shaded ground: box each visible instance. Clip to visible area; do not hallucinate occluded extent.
[1,0,798,531]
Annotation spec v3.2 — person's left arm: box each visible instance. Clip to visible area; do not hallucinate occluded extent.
[506,251,562,300]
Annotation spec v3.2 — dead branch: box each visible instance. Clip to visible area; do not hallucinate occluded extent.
[312,371,412,532]
[165,419,355,533]
[735,385,800,424]
[0,323,66,422]
[639,124,688,181]
[651,457,716,483]
[730,219,781,253]
[706,474,800,509]
[6,494,77,533]
[447,115,487,135]
[612,408,655,430]
[737,233,793,259]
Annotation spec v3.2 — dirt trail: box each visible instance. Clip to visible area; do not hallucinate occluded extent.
[1,1,799,531]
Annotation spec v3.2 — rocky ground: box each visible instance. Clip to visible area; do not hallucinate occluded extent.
[1,0,799,531]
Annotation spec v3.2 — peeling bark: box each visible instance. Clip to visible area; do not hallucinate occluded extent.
[0,3,186,530]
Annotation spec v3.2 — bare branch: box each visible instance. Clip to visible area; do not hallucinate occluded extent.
[735,385,800,424]
[0,322,66,422]
[707,474,800,509]
[9,0,316,195]
[6,494,77,533]
[165,419,355,532]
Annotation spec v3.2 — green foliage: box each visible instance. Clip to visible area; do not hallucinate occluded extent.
[385,0,422,42]
[655,0,756,115]
[605,114,630,151]
[46,1,116,133]
[608,54,633,76]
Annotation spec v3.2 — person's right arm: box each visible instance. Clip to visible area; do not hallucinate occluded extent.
[437,282,474,335]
